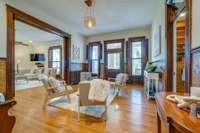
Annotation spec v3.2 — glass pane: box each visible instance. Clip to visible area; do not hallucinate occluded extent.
[52,62,60,68]
[132,41,142,58]
[107,43,122,49]
[107,53,120,69]
[52,48,61,61]
[132,59,142,75]
[92,46,99,59]
[92,60,99,74]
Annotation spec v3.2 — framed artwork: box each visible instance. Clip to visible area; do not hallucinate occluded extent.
[152,25,162,57]
[72,45,80,61]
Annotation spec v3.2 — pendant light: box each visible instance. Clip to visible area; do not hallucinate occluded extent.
[84,0,96,29]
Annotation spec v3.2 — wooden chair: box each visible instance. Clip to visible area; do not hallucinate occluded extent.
[41,77,74,109]
[109,73,128,95]
[0,99,17,133]
[77,82,107,121]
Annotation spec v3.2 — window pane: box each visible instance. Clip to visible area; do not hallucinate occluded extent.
[52,49,61,61]
[92,46,99,59]
[92,60,99,74]
[132,41,142,58]
[52,62,60,68]
[107,53,120,69]
[132,59,142,75]
[107,43,121,49]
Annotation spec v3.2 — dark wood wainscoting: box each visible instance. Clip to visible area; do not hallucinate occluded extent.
[70,63,88,85]
[191,47,200,87]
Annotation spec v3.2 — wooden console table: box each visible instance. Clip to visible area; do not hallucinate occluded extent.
[155,92,200,133]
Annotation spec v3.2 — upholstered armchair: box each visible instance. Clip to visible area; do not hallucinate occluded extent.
[24,68,43,81]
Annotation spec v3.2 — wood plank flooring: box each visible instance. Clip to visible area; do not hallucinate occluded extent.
[11,84,157,133]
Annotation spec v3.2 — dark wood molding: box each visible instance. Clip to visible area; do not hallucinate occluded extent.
[185,0,192,93]
[48,45,63,76]
[127,36,148,84]
[87,41,102,77]
[0,58,7,60]
[104,38,125,78]
[165,1,192,93]
[6,5,71,99]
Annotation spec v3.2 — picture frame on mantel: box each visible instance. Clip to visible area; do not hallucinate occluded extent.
[152,25,162,58]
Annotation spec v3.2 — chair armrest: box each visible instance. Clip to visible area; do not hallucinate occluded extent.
[108,78,116,82]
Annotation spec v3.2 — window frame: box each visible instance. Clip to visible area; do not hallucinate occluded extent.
[88,42,102,77]
[48,46,62,76]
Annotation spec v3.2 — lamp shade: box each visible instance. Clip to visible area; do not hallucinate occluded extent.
[16,59,21,64]
[84,16,96,29]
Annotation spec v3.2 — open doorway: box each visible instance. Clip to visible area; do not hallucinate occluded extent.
[6,5,71,99]
[15,20,64,90]
[173,9,186,93]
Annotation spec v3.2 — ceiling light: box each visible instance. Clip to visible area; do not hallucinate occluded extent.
[180,12,186,17]
[84,0,96,29]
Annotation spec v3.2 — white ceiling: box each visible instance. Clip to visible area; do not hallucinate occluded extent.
[15,20,62,45]
[16,0,158,36]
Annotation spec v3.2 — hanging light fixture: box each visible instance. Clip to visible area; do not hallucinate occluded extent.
[84,0,96,29]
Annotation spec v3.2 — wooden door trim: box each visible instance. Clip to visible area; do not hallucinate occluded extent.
[88,41,102,77]
[104,39,125,78]
[165,0,192,92]
[6,5,71,99]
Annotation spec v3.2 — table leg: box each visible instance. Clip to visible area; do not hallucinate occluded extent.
[157,112,161,133]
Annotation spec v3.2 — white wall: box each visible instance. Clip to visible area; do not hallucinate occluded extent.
[192,0,200,49]
[87,26,151,63]
[0,0,87,64]
[150,0,166,62]
[15,42,63,70]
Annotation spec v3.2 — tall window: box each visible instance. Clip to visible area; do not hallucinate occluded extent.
[132,41,142,75]
[88,42,102,76]
[91,45,99,74]
[48,46,62,75]
[104,39,124,78]
[127,37,148,83]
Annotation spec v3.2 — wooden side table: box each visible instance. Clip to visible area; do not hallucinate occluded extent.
[155,92,200,133]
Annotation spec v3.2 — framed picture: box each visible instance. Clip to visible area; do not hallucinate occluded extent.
[72,45,80,61]
[152,25,162,57]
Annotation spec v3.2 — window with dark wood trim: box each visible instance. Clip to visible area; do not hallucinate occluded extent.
[48,46,62,76]
[127,37,148,83]
[87,42,102,77]
[104,39,125,78]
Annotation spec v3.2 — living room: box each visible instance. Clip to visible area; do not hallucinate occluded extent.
[0,0,200,133]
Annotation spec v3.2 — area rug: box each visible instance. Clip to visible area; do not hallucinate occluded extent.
[50,90,116,118]
[15,80,43,90]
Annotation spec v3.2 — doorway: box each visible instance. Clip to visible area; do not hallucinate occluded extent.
[6,5,71,99]
[173,9,186,93]
[104,39,124,79]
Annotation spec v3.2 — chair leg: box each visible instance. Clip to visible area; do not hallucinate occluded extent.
[67,94,71,103]
[43,95,48,110]
[104,105,107,121]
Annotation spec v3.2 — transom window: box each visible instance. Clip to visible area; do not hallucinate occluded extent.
[106,43,122,49]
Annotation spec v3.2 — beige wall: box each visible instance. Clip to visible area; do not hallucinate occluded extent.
[0,0,87,64]
[15,42,63,71]
[192,0,200,49]
[87,26,151,63]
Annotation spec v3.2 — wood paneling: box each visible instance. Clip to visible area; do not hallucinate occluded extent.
[0,58,6,93]
[6,5,71,98]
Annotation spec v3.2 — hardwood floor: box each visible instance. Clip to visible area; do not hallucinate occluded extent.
[11,84,157,133]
